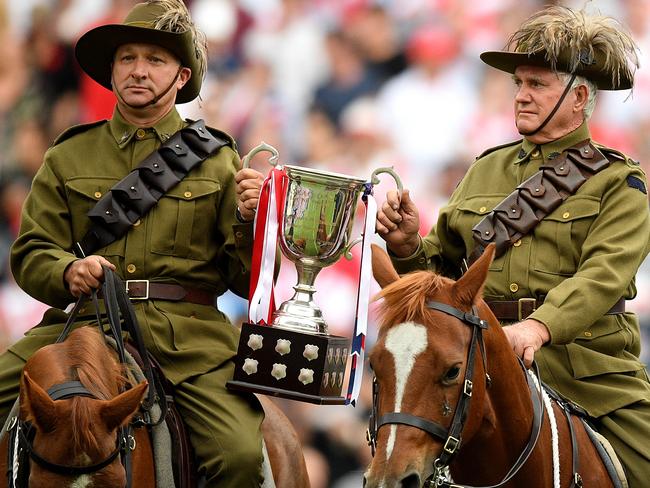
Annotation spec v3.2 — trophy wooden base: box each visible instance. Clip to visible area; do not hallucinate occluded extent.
[227,322,350,405]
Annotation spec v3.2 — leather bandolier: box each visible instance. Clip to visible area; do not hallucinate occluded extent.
[470,139,610,261]
[468,139,626,321]
[74,119,230,258]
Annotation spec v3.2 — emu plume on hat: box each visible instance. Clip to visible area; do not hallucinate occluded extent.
[75,0,208,103]
[480,6,639,90]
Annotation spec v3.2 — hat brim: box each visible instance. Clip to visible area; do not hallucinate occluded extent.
[75,24,200,103]
[480,51,632,91]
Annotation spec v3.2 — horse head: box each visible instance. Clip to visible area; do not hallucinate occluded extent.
[364,244,499,488]
[18,327,147,488]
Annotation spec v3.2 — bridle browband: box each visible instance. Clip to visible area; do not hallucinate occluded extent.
[367,300,546,488]
[16,380,132,478]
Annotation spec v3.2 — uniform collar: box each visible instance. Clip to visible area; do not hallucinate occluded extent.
[109,107,185,148]
[516,122,591,164]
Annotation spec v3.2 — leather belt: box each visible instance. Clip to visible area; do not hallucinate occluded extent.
[486,297,625,322]
[100,280,216,306]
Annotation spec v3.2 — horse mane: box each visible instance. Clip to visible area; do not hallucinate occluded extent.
[65,328,129,455]
[376,270,454,330]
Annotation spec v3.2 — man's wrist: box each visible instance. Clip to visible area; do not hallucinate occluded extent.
[236,207,254,223]
[387,235,421,259]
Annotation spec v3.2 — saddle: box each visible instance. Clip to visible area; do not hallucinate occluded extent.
[542,382,628,488]
[123,342,197,488]
[98,268,199,488]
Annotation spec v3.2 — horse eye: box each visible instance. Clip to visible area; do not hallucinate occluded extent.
[445,366,461,381]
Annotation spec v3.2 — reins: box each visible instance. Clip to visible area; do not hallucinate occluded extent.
[367,300,546,488]
[6,267,167,487]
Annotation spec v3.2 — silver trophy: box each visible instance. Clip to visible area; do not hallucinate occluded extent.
[229,142,401,404]
[242,142,402,334]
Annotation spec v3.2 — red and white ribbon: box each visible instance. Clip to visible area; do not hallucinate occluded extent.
[248,167,287,325]
[346,188,377,406]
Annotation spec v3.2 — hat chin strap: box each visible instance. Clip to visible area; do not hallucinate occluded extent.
[519,72,577,137]
[113,65,183,110]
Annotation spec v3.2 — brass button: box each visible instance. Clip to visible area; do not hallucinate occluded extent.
[94,191,102,199]
[184,191,192,198]
[509,283,519,293]
[531,149,540,158]
[133,219,141,227]
[136,128,146,139]
[235,231,244,239]
[513,239,522,247]
[584,331,592,337]
[127,264,136,274]
[479,206,487,213]
[563,212,570,219]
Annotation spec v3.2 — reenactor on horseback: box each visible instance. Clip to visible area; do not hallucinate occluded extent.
[377,6,650,486]
[0,1,269,486]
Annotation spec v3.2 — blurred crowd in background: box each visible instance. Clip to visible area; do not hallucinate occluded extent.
[1,0,650,485]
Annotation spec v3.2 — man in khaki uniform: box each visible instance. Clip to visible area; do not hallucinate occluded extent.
[377,6,650,486]
[0,1,266,486]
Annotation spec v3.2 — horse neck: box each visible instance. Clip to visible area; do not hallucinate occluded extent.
[454,306,538,479]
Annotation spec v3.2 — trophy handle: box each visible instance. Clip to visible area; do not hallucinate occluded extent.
[344,237,362,260]
[342,168,403,260]
[370,167,403,194]
[242,141,280,169]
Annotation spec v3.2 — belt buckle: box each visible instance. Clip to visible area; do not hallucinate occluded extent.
[517,298,537,321]
[126,280,149,300]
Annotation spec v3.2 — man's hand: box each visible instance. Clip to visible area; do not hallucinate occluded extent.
[64,255,116,297]
[235,168,265,222]
[376,189,421,258]
[502,318,551,368]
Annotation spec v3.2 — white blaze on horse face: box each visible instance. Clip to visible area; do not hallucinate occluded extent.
[384,322,428,460]
[70,474,92,488]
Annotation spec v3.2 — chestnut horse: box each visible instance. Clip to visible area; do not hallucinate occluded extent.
[0,326,309,488]
[364,244,617,488]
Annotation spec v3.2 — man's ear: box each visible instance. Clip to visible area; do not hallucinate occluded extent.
[574,84,589,113]
[178,67,192,88]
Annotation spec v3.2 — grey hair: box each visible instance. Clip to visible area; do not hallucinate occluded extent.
[558,72,597,120]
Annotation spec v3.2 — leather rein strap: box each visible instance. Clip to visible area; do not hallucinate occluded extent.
[74,119,229,258]
[366,301,546,488]
[469,140,610,263]
[9,269,167,487]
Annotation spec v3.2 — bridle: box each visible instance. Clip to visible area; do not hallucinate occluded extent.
[5,276,153,488]
[366,300,546,488]
[6,379,135,487]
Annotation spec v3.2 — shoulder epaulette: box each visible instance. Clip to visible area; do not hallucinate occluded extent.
[593,143,634,164]
[185,119,236,150]
[475,139,523,161]
[53,120,107,146]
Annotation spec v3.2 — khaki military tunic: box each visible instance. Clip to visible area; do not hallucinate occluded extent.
[1,107,264,487]
[393,122,650,485]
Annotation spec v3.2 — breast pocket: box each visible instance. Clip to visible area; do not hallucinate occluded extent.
[65,177,124,257]
[455,195,507,271]
[150,179,221,260]
[533,196,600,276]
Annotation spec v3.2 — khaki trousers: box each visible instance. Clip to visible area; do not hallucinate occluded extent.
[595,398,650,488]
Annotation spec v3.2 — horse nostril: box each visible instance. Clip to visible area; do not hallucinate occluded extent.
[400,473,421,488]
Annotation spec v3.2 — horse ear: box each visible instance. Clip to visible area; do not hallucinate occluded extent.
[452,244,496,308]
[372,244,400,289]
[99,381,148,432]
[21,371,59,433]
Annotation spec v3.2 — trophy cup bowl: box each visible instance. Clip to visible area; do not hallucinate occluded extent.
[273,164,367,335]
